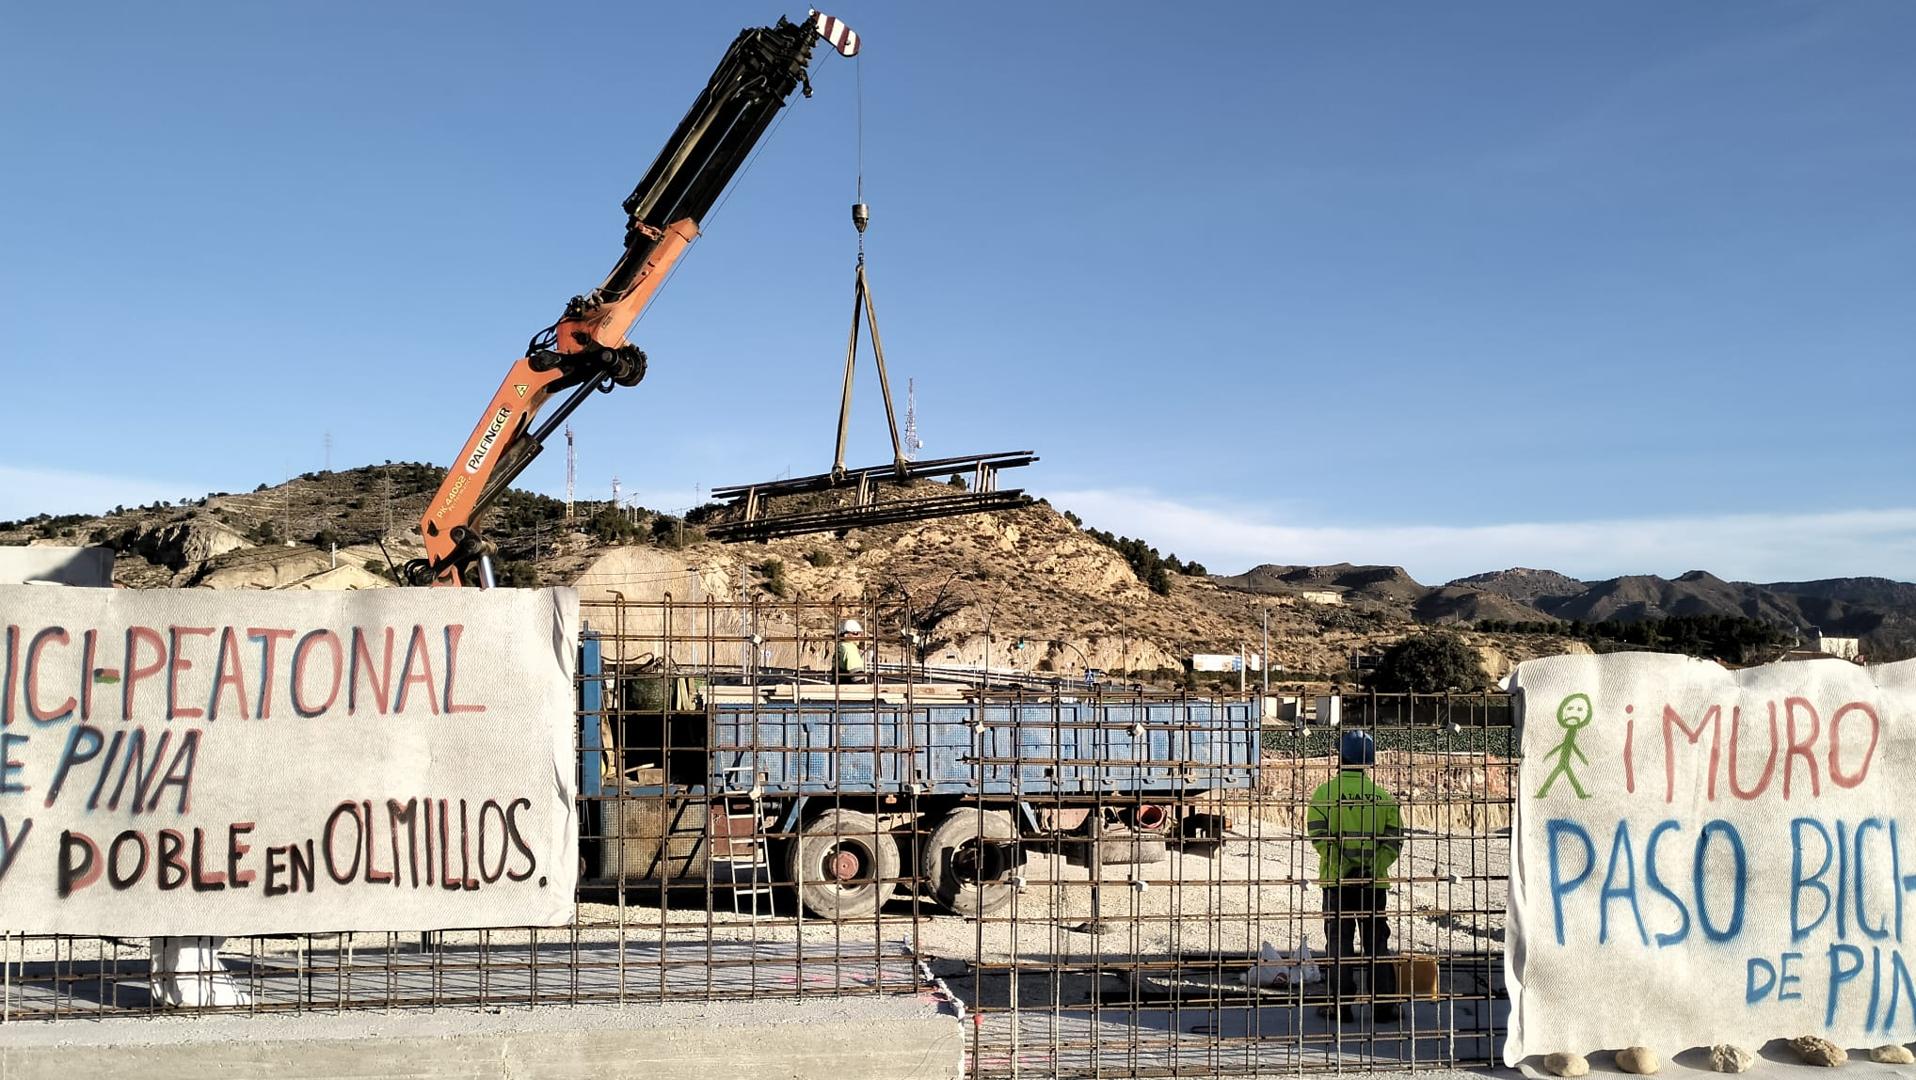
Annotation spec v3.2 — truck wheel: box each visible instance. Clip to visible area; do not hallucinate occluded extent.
[788,809,899,921]
[922,808,1019,918]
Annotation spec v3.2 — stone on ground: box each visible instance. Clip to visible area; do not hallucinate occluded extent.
[1615,1045,1659,1074]
[1790,1035,1847,1067]
[1543,1051,1590,1077]
[1708,1044,1754,1073]
[1869,1044,1915,1064]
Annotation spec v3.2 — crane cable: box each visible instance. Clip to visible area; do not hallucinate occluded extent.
[855,51,865,258]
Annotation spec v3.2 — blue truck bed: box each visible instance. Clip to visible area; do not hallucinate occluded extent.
[706,700,1260,797]
[578,637,1261,802]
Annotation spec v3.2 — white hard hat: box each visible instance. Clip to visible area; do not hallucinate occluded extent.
[838,619,864,636]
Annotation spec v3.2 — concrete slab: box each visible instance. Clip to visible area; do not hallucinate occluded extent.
[969,993,1508,1077]
[0,996,962,1080]
[2,938,926,1016]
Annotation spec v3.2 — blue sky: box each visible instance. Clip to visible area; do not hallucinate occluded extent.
[4,1,1912,583]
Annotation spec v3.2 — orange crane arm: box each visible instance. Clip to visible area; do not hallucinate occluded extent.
[414,220,696,586]
[410,13,857,586]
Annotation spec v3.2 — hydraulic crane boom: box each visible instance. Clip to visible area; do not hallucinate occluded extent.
[410,13,858,586]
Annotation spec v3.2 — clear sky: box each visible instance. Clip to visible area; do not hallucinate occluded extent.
[4,1,1912,584]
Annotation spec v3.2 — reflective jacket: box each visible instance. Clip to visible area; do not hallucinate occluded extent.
[834,640,865,674]
[1306,768,1403,886]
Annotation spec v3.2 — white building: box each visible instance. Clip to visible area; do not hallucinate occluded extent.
[1191,652,1263,673]
[1809,632,1862,661]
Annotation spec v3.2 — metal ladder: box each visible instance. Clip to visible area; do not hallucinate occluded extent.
[717,769,774,917]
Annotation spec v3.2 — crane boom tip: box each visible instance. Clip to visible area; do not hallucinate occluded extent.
[808,10,860,57]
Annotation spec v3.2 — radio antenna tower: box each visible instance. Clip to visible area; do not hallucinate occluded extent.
[902,378,923,461]
[564,424,577,520]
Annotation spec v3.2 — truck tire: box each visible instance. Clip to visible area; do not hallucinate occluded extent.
[922,808,1019,918]
[787,809,899,921]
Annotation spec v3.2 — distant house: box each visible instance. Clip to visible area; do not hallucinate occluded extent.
[1809,632,1862,661]
[1297,590,1343,606]
[1191,652,1263,673]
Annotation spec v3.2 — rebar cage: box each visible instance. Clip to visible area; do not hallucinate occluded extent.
[1,598,1517,1077]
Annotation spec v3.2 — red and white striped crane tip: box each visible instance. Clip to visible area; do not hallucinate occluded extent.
[809,10,859,57]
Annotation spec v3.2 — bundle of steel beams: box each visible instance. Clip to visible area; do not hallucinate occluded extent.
[706,490,1031,542]
[705,450,1038,542]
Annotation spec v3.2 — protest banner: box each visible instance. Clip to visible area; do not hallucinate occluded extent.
[0,584,579,936]
[1506,652,1916,1061]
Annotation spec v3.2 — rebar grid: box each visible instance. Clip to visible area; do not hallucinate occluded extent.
[1,599,1515,1078]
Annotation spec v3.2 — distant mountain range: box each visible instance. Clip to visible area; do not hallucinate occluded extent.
[1215,563,1916,656]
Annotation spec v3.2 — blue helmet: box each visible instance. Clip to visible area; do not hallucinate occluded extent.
[1339,730,1376,768]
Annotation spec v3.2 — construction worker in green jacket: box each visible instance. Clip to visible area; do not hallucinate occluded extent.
[1307,730,1402,1024]
[833,619,867,677]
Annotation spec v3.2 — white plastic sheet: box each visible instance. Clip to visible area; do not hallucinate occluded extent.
[1505,652,1916,1062]
[0,585,579,935]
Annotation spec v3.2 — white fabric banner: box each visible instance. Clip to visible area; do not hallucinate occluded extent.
[0,585,579,936]
[1506,652,1916,1063]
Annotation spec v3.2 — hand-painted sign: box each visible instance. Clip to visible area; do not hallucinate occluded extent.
[0,585,579,935]
[1505,653,1916,1062]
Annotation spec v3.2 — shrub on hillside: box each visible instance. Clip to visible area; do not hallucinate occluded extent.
[1079,527,1205,592]
[754,558,789,599]
[1367,633,1489,693]
[650,514,690,549]
[587,508,641,544]
[496,560,541,588]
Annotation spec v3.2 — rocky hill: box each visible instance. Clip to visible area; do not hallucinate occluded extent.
[1445,568,1914,655]
[7,462,1910,675]
[0,464,1578,687]
[1214,563,1428,606]
[0,462,596,590]
[1449,567,1586,607]
[564,488,1422,679]
[1242,562,1916,659]
[1544,571,1791,624]
[1753,578,1916,647]
[1214,563,1555,628]
[1408,586,1542,626]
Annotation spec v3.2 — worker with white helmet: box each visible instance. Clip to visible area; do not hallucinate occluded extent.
[834,618,866,676]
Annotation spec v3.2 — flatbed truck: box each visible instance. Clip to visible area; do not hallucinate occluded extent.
[577,634,1261,919]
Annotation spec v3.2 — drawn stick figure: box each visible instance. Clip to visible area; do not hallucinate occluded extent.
[1536,693,1594,799]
